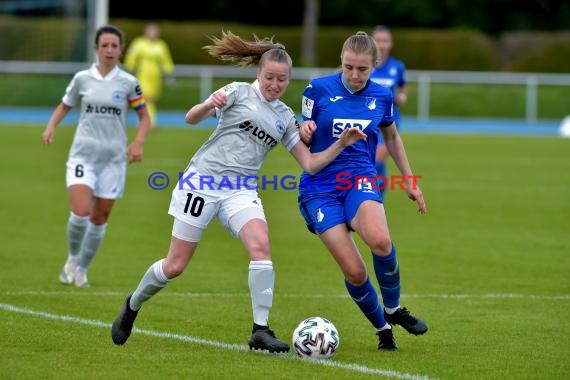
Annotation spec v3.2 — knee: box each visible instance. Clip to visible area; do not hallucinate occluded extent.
[370,236,393,256]
[90,215,109,225]
[248,235,271,261]
[344,266,368,285]
[90,210,111,225]
[162,258,185,279]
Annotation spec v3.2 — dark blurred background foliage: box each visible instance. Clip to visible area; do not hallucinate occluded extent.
[1,0,569,72]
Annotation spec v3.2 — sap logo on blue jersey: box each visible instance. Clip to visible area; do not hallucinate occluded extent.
[332,119,371,138]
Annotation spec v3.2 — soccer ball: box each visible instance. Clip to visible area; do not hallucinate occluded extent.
[292,316,340,359]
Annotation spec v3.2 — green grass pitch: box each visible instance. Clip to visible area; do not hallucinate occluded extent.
[1,125,569,379]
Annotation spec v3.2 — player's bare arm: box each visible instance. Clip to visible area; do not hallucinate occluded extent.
[185,91,227,124]
[42,103,72,146]
[380,122,426,214]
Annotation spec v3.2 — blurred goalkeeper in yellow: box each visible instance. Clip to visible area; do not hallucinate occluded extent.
[125,23,174,131]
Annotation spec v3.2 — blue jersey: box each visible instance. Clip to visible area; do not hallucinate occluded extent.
[299,72,394,192]
[370,56,406,122]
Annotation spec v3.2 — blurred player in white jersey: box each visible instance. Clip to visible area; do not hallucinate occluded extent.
[42,25,150,288]
[111,31,366,353]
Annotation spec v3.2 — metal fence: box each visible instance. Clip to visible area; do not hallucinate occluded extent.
[2,60,570,123]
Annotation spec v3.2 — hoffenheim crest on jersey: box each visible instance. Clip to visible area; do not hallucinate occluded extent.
[366,98,377,110]
[275,119,285,134]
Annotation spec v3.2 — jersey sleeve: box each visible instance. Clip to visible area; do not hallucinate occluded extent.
[281,116,301,151]
[128,79,146,111]
[379,92,395,128]
[301,82,316,121]
[215,82,239,114]
[201,82,241,119]
[61,74,80,107]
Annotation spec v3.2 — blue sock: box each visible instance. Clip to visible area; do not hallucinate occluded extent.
[344,278,386,329]
[372,244,400,309]
[374,161,387,198]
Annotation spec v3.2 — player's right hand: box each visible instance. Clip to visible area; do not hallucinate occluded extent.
[42,128,54,146]
[209,91,227,109]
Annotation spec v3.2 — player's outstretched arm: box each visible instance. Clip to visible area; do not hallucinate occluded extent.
[290,127,366,175]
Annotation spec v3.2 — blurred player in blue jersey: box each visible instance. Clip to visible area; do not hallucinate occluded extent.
[298,31,427,351]
[110,31,365,353]
[42,25,150,288]
[370,25,408,197]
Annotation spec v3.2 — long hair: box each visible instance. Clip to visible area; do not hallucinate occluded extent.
[204,30,292,72]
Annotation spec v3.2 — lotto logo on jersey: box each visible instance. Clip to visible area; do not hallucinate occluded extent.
[332,119,371,138]
[85,104,122,116]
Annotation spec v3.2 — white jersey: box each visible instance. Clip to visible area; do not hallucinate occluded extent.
[185,80,300,185]
[63,64,145,163]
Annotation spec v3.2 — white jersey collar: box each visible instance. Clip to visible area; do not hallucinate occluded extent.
[90,63,120,81]
[252,80,279,107]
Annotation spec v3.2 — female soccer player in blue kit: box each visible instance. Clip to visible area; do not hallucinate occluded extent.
[298,31,427,351]
[370,25,408,197]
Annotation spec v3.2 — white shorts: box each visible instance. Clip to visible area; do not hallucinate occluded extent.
[66,160,126,199]
[168,175,266,241]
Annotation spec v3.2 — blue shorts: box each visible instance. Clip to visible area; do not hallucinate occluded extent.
[298,185,383,235]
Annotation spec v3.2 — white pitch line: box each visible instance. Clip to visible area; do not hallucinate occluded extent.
[0,303,433,380]
[2,291,569,300]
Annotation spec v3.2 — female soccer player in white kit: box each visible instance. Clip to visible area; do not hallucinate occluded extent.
[42,25,150,288]
[111,31,366,352]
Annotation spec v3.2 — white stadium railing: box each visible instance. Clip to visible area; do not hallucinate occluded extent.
[2,60,570,123]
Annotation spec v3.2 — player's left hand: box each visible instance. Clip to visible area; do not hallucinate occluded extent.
[127,141,144,164]
[406,184,426,214]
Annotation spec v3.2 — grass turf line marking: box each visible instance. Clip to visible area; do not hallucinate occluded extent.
[0,303,433,380]
[3,291,569,300]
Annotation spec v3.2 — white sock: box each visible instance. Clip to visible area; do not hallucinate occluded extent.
[130,259,169,310]
[67,212,89,262]
[385,305,401,315]
[377,323,392,331]
[248,260,274,327]
[77,222,107,271]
